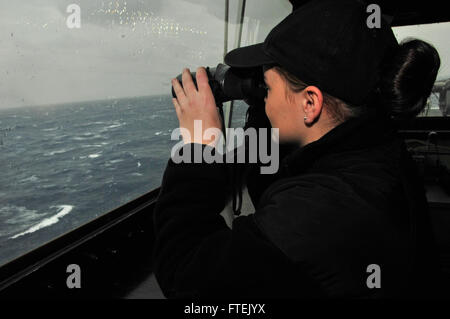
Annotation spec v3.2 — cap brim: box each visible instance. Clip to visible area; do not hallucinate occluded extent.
[224,43,275,68]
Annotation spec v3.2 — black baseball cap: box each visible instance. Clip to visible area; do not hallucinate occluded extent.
[224,0,399,106]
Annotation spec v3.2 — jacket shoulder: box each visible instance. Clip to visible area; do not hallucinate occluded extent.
[253,173,406,296]
[255,173,383,256]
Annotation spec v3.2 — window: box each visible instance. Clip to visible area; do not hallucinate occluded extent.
[393,22,450,117]
[228,0,291,128]
[0,0,251,267]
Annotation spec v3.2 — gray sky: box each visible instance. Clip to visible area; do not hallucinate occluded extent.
[0,0,448,109]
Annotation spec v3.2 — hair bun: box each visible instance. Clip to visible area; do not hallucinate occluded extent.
[378,38,441,119]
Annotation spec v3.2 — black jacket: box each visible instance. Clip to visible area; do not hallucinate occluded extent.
[152,109,439,299]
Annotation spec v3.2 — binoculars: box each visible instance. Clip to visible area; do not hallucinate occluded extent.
[171,63,267,106]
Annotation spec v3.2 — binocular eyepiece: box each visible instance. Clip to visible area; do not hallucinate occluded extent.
[171,63,267,106]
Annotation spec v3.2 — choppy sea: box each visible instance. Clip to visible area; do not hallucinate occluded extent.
[0,95,247,267]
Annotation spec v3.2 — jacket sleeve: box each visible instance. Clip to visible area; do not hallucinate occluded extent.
[152,143,317,298]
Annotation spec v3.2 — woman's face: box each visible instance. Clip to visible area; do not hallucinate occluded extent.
[264,68,304,143]
[263,68,332,146]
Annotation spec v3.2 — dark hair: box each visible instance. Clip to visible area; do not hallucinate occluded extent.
[268,38,441,122]
[271,66,359,125]
[375,38,441,119]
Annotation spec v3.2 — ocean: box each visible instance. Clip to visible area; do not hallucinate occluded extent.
[0,95,248,267]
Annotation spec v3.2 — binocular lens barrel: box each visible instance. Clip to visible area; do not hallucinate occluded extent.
[171,63,267,105]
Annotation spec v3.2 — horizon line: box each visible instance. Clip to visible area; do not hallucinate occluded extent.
[0,93,171,111]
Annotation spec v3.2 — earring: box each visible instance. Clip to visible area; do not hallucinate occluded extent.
[304,115,307,121]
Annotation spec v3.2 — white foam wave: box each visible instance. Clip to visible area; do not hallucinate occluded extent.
[106,123,123,129]
[10,205,73,239]
[72,134,102,141]
[80,121,107,127]
[131,173,143,177]
[19,175,39,183]
[88,153,101,158]
[98,122,125,133]
[54,134,69,140]
[41,184,57,189]
[81,144,104,148]
[154,129,172,136]
[43,149,71,156]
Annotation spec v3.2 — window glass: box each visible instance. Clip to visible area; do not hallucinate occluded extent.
[229,6,450,124]
[393,22,450,117]
[229,0,292,128]
[0,0,234,267]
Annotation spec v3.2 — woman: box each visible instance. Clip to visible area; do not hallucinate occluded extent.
[153,0,441,298]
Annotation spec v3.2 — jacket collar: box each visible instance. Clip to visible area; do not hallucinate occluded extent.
[279,108,400,177]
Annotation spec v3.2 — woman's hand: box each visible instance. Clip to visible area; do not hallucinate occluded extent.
[172,67,223,147]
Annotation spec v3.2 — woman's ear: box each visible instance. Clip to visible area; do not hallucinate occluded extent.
[301,86,324,125]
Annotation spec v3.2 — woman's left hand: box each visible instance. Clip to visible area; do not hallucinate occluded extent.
[172,67,223,146]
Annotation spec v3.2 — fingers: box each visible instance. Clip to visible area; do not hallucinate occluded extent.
[172,77,187,105]
[196,67,212,93]
[172,67,212,114]
[172,98,182,117]
[181,68,197,96]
